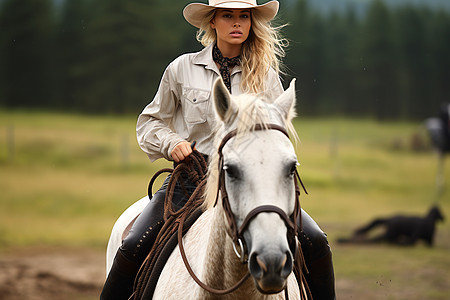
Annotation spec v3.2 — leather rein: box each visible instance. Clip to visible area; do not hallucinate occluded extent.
[177,123,308,297]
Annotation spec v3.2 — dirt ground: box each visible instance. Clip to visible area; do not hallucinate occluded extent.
[0,247,104,300]
[0,247,370,300]
[0,245,447,300]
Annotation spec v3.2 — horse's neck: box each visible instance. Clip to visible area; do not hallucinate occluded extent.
[197,206,251,299]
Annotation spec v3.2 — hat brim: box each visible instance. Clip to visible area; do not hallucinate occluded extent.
[183,1,279,28]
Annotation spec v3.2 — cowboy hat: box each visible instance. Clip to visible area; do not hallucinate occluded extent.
[183,0,279,28]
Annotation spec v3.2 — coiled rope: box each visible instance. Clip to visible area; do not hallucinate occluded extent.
[133,150,208,300]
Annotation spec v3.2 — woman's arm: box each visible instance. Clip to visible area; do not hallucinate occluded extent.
[136,63,186,162]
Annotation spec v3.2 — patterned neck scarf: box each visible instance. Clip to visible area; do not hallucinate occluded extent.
[212,43,241,93]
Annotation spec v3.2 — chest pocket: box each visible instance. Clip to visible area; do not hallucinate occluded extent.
[182,87,211,124]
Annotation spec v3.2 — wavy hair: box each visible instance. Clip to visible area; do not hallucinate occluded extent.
[196,9,288,94]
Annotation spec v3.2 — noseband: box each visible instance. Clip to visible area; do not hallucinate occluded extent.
[215,123,308,263]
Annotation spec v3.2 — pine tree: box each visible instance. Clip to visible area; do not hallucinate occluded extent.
[56,0,92,110]
[0,0,56,108]
[285,0,326,116]
[429,10,450,113]
[359,0,399,119]
[396,6,431,119]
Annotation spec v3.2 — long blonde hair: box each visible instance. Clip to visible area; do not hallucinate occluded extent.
[196,9,288,94]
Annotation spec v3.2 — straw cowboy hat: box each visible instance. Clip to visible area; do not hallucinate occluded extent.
[183,0,279,28]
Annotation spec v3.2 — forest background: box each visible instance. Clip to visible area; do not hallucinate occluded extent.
[1,0,449,120]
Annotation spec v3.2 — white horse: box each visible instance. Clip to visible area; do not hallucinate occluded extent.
[106,78,307,299]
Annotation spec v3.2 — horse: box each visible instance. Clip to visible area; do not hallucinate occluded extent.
[337,206,445,246]
[106,78,308,299]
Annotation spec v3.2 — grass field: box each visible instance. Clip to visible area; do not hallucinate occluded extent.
[0,110,449,299]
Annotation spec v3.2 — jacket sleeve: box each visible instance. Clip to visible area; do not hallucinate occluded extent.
[136,62,185,162]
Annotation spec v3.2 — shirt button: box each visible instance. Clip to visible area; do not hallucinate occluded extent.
[193,98,197,102]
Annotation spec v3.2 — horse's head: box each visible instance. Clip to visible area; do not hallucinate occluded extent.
[206,78,301,294]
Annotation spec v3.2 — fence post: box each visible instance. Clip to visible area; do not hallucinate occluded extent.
[7,124,14,162]
[121,133,129,170]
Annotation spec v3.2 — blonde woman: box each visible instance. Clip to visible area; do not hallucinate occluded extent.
[101,1,335,299]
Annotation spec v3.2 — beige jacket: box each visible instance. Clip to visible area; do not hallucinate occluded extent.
[136,44,284,161]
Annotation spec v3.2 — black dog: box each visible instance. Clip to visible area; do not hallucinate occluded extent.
[338,206,445,246]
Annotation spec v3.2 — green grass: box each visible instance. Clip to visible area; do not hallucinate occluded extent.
[0,110,171,248]
[1,110,449,299]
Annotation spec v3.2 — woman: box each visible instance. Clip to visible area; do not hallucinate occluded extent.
[101,1,335,299]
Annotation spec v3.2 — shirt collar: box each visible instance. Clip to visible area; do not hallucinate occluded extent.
[192,43,242,75]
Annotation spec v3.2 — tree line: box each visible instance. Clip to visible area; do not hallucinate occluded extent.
[0,0,449,119]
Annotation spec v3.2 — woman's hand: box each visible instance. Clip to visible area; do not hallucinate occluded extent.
[171,141,193,162]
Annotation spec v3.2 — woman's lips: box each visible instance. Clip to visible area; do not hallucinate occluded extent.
[230,30,243,38]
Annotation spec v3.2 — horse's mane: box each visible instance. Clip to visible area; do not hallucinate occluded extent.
[203,93,297,209]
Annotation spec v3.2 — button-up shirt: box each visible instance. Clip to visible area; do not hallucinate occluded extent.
[136,43,284,161]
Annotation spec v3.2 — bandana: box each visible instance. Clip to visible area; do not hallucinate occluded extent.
[212,43,241,93]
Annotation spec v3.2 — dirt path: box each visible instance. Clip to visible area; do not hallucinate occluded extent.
[0,248,104,300]
[1,244,448,300]
[0,247,358,300]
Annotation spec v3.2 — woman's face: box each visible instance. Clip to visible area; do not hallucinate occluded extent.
[211,9,252,51]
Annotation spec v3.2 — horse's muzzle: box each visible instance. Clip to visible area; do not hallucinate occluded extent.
[248,250,293,294]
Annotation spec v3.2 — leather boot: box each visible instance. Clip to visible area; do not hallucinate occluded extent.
[100,249,140,300]
[299,209,336,300]
[305,251,336,300]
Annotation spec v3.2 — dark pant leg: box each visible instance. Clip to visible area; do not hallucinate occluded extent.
[299,209,336,300]
[120,184,167,263]
[101,175,196,300]
[121,174,197,263]
[100,178,169,300]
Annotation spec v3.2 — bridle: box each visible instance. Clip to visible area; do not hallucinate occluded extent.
[177,123,308,297]
[216,124,307,263]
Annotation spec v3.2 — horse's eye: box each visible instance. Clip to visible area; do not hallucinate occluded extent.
[223,164,240,180]
[288,162,299,177]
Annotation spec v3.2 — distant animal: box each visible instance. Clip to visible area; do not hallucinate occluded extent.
[425,103,450,194]
[425,106,450,154]
[337,206,445,246]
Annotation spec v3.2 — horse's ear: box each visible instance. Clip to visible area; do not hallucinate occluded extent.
[213,78,237,123]
[274,78,297,122]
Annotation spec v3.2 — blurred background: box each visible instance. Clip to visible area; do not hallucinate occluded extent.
[1,0,450,117]
[0,0,449,299]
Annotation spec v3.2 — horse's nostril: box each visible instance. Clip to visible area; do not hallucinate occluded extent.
[249,253,263,279]
[280,253,287,270]
[281,251,293,278]
[256,255,268,273]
